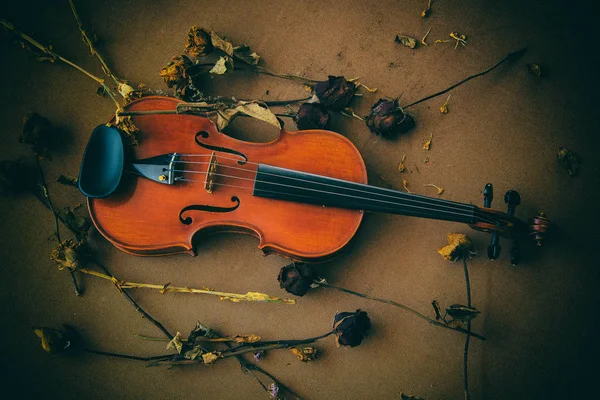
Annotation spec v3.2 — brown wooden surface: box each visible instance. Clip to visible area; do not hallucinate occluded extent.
[90,96,367,260]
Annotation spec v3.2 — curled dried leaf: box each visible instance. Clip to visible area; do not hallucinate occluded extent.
[557,146,580,176]
[57,175,78,187]
[202,351,221,364]
[398,154,407,172]
[440,94,451,114]
[166,332,183,354]
[50,239,86,271]
[423,134,432,150]
[232,334,261,343]
[402,179,411,193]
[395,34,418,49]
[209,56,234,75]
[233,45,260,65]
[290,347,319,362]
[437,233,473,261]
[424,183,444,195]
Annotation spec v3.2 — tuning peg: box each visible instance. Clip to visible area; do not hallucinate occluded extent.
[504,190,521,216]
[483,183,501,260]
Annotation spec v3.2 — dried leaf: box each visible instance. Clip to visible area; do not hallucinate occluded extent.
[423,134,432,150]
[210,31,233,56]
[557,146,580,176]
[395,35,418,49]
[50,239,86,271]
[398,154,406,172]
[185,27,213,58]
[202,351,221,364]
[423,183,444,195]
[209,56,234,75]
[233,45,260,65]
[166,332,183,354]
[57,175,78,187]
[188,322,217,342]
[440,94,451,114]
[184,345,203,360]
[527,63,542,77]
[231,334,261,343]
[231,103,280,130]
[437,233,473,261]
[402,179,411,193]
[117,82,135,98]
[446,304,480,322]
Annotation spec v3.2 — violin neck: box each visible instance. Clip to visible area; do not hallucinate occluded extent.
[253,164,477,224]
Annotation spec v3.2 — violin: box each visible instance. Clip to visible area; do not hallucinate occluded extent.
[79,96,549,264]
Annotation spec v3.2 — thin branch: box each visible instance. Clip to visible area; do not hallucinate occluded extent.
[68,0,120,85]
[463,257,472,400]
[77,267,295,304]
[34,157,82,296]
[83,348,174,362]
[93,263,174,340]
[319,282,485,341]
[403,48,527,109]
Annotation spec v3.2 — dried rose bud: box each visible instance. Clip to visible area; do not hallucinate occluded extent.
[365,99,415,138]
[50,239,86,271]
[333,309,371,347]
[294,103,330,130]
[557,146,580,176]
[159,55,193,89]
[278,262,317,296]
[21,112,54,157]
[290,346,319,362]
[314,76,357,110]
[185,26,213,58]
[34,325,80,354]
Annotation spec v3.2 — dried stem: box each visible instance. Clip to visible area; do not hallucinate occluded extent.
[68,0,121,86]
[84,348,174,361]
[77,267,295,304]
[463,257,472,400]
[251,65,319,84]
[319,282,485,341]
[34,156,81,296]
[403,48,527,109]
[0,19,121,109]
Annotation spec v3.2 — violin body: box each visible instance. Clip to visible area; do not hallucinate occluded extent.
[88,96,367,261]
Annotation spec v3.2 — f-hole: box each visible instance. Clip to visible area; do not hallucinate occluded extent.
[195,131,248,165]
[179,196,241,225]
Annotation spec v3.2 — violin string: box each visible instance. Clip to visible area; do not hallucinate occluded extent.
[173,171,493,223]
[125,169,493,224]
[176,156,475,210]
[176,178,481,221]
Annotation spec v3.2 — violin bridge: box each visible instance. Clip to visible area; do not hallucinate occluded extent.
[204,151,218,193]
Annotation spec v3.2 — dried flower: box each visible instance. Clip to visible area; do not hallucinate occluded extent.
[395,35,418,49]
[437,233,474,261]
[159,55,193,89]
[202,351,221,364]
[268,383,280,398]
[440,94,451,114]
[278,262,317,296]
[253,350,265,361]
[185,26,213,58]
[21,112,54,158]
[290,346,319,362]
[423,134,432,150]
[557,146,580,176]
[333,309,371,347]
[294,103,330,130]
[398,154,406,172]
[365,99,415,138]
[112,114,140,146]
[314,76,357,110]
[50,239,86,271]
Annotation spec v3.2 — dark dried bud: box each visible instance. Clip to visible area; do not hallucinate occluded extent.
[294,103,330,130]
[314,76,357,110]
[50,239,86,271]
[333,309,371,347]
[159,55,193,89]
[277,262,317,296]
[185,26,213,58]
[21,112,54,157]
[365,99,415,138]
[34,324,81,354]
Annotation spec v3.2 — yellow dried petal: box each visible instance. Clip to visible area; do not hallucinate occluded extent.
[232,334,261,343]
[437,233,473,261]
[423,135,432,150]
[398,154,406,172]
[202,351,220,364]
[402,179,411,193]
